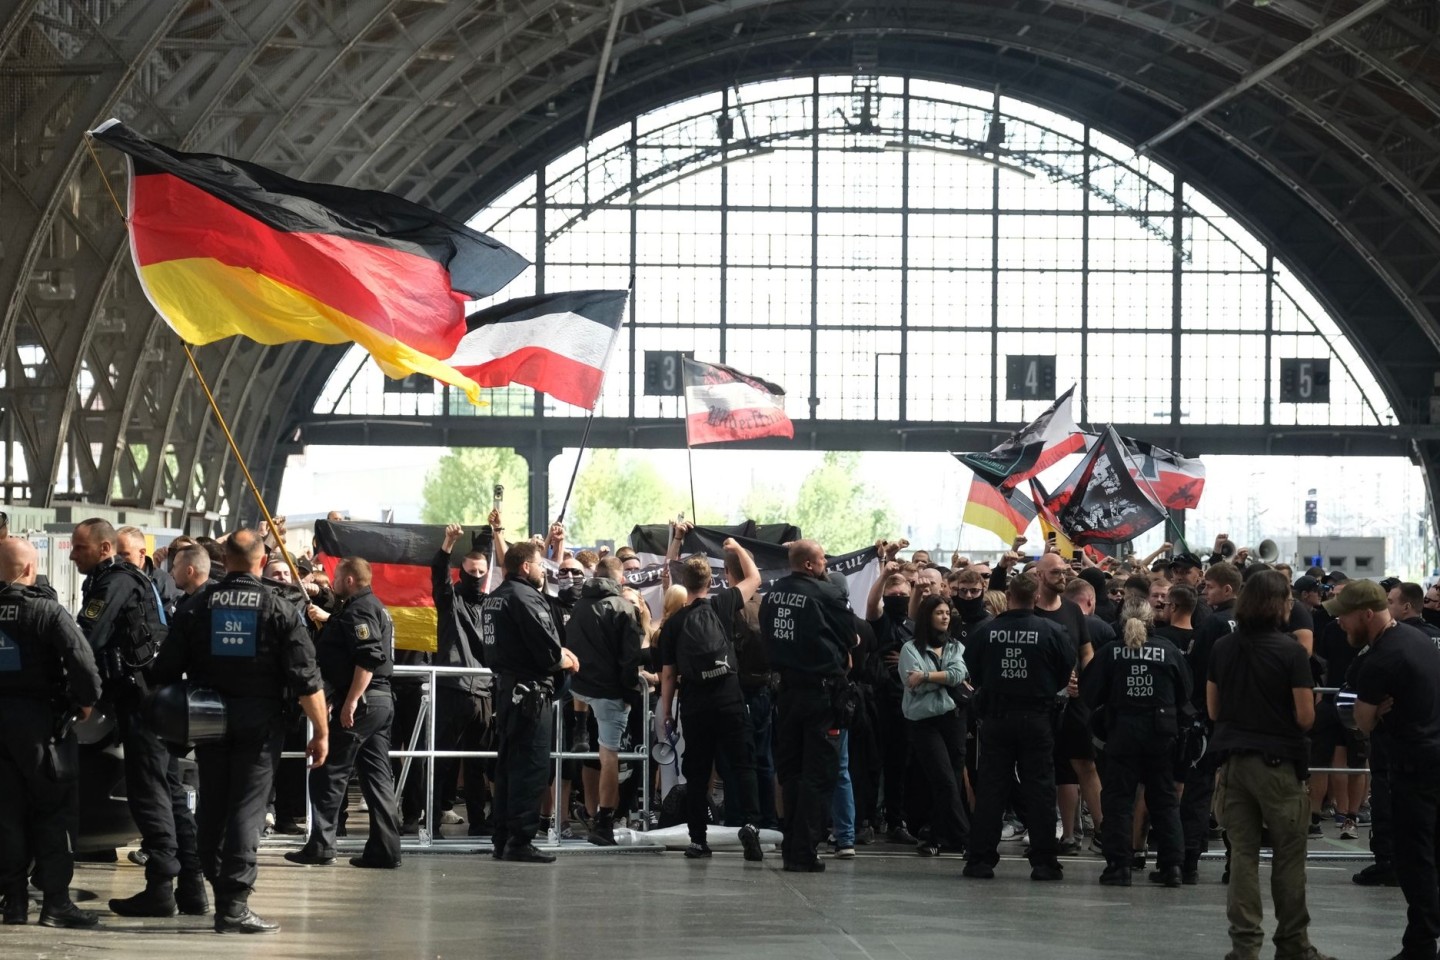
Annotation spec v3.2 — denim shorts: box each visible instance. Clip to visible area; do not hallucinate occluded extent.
[573,694,630,752]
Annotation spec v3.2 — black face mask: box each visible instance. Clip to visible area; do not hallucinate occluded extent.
[882,595,910,620]
[1424,607,1440,629]
[458,571,486,603]
[558,582,581,603]
[954,595,987,621]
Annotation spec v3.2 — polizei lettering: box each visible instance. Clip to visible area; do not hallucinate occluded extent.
[0,605,19,621]
[1118,646,1167,662]
[210,589,263,609]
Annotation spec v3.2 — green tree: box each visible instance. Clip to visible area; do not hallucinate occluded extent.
[420,448,529,526]
[565,449,687,544]
[792,451,896,552]
[739,484,793,526]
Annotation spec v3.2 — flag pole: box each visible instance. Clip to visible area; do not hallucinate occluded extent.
[181,344,302,584]
[681,386,698,522]
[555,410,596,525]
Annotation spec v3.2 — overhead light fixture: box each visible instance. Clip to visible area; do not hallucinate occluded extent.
[883,141,1036,179]
[632,148,776,199]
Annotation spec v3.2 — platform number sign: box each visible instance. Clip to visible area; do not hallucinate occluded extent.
[643,350,693,397]
[1005,355,1056,401]
[1280,359,1330,404]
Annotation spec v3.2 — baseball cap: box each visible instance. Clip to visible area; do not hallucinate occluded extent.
[1292,576,1322,594]
[1169,551,1204,570]
[1324,570,1350,585]
[1323,579,1387,616]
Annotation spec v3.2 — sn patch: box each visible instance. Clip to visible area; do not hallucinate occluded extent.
[82,599,105,620]
[355,622,370,641]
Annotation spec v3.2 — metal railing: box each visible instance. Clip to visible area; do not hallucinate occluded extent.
[270,664,657,852]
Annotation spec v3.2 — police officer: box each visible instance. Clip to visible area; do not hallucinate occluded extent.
[152,530,328,934]
[0,538,103,928]
[963,572,1076,881]
[1083,596,1192,887]
[483,539,579,863]
[1342,578,1440,960]
[287,557,402,869]
[759,539,854,873]
[69,518,205,917]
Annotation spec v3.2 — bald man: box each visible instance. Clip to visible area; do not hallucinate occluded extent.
[760,539,856,872]
[0,538,104,927]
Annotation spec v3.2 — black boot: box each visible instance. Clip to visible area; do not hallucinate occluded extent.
[587,808,616,847]
[109,878,178,917]
[39,896,98,929]
[1099,863,1132,886]
[3,887,29,925]
[176,872,210,915]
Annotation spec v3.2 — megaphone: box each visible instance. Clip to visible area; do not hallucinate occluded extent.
[1218,540,1237,560]
[1257,539,1280,563]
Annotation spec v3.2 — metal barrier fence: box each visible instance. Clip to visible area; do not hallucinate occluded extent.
[264,675,1378,860]
[269,664,656,851]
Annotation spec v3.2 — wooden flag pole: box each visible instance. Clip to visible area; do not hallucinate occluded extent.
[182,344,303,584]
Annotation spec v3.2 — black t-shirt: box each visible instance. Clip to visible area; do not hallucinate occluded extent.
[660,586,744,714]
[1186,600,1237,710]
[1207,629,1313,763]
[1286,601,1314,638]
[1155,623,1195,654]
[1313,619,1357,687]
[1352,620,1440,773]
[1086,615,1117,652]
[1036,598,1091,664]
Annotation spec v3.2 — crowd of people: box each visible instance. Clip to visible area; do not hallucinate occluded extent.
[1,513,1438,959]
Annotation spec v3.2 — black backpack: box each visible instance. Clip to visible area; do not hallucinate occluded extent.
[673,597,736,685]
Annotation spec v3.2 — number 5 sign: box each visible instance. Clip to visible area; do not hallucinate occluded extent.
[1279,358,1330,404]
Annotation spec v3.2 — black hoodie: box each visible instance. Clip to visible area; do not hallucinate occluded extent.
[566,577,644,700]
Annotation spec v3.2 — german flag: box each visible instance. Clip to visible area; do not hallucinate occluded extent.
[90,120,529,403]
[313,520,491,654]
[962,476,1036,546]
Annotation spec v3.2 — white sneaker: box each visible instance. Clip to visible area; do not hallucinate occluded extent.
[1000,823,1028,843]
[833,847,856,859]
[440,809,464,825]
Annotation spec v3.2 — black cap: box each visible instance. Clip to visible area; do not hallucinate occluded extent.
[1292,576,1322,594]
[1325,570,1350,584]
[1379,576,1402,592]
[1169,551,1203,570]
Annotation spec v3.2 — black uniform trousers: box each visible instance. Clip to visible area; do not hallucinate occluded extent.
[0,699,79,897]
[491,678,554,850]
[306,689,401,865]
[680,701,760,845]
[969,710,1057,869]
[1180,752,1218,865]
[774,684,841,867]
[436,686,493,832]
[1391,772,1440,959]
[194,698,284,915]
[874,692,910,827]
[907,709,970,849]
[1100,717,1183,869]
[119,706,201,882]
[1370,736,1394,866]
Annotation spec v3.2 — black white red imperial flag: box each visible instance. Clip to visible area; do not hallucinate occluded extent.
[1050,426,1167,545]
[682,359,795,445]
[953,386,1085,489]
[445,289,629,410]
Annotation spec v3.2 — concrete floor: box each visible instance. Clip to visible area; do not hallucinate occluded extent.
[2,841,1409,960]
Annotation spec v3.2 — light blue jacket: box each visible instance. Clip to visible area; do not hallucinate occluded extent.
[899,639,968,721]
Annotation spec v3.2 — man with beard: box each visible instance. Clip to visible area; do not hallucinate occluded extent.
[483,540,579,863]
[432,524,493,836]
[1342,580,1440,960]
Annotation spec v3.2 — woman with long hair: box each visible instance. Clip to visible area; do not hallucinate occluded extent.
[1083,594,1192,886]
[899,594,971,857]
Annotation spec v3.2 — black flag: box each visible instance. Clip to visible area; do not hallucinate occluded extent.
[1051,427,1166,545]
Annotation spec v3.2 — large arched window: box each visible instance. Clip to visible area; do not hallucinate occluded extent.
[315,74,1392,433]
